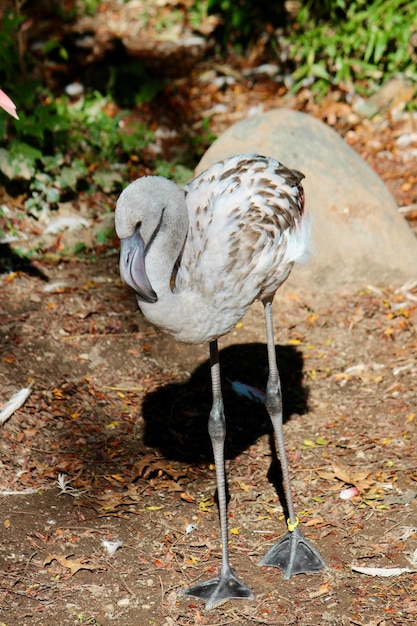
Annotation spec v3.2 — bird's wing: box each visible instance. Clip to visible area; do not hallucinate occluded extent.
[177,155,308,304]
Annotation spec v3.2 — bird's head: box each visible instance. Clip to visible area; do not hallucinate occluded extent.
[115,176,187,303]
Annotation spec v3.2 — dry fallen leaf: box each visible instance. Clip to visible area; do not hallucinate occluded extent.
[308,579,332,598]
[316,469,337,481]
[44,553,105,576]
[133,456,186,481]
[331,460,373,492]
[181,491,196,502]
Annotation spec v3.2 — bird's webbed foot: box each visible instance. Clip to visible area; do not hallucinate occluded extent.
[259,524,325,579]
[179,568,254,611]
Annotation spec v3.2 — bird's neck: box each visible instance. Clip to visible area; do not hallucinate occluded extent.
[138,200,196,341]
[139,287,199,343]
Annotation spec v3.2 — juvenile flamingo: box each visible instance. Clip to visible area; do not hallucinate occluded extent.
[115,154,325,610]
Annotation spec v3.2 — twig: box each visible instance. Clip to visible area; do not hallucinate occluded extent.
[0,487,39,496]
[15,0,27,78]
[158,575,164,604]
[384,512,411,535]
[14,551,37,588]
[100,385,145,392]
[60,331,156,340]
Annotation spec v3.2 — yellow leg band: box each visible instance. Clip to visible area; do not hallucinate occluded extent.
[287,517,299,532]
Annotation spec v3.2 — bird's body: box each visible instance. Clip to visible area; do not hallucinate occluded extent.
[116,154,311,343]
[115,153,324,610]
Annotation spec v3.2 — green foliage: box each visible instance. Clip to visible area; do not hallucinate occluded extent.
[55,91,155,161]
[0,4,165,228]
[81,0,104,17]
[0,9,26,82]
[153,161,193,187]
[0,88,156,215]
[0,205,19,242]
[106,60,166,108]
[288,0,417,93]
[207,0,285,46]
[188,0,209,28]
[188,117,217,157]
[208,0,251,40]
[0,142,42,180]
[23,156,89,216]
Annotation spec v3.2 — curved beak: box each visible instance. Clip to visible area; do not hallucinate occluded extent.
[119,228,158,303]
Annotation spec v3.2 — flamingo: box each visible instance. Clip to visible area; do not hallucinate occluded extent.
[115,154,325,610]
[0,89,18,119]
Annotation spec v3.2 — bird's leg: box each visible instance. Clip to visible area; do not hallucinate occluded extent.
[179,340,254,610]
[259,301,325,578]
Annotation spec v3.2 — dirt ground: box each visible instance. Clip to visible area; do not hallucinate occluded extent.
[1,229,417,626]
[1,27,417,626]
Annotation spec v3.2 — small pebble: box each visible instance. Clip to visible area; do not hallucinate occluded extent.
[65,82,84,98]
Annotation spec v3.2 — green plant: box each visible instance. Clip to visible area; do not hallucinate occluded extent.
[81,0,104,17]
[287,0,417,93]
[0,87,156,215]
[153,160,193,186]
[55,91,155,161]
[188,116,217,158]
[107,61,166,107]
[189,0,209,28]
[0,1,162,222]
[0,9,26,82]
[0,205,19,242]
[207,0,286,47]
[24,155,89,216]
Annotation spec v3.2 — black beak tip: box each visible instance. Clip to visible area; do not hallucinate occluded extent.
[137,289,158,304]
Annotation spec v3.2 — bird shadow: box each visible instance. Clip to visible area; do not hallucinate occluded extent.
[142,342,309,463]
[0,243,48,280]
[142,342,309,517]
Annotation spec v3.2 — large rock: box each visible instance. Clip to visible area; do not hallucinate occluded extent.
[196,109,417,290]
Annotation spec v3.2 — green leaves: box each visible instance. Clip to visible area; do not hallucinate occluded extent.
[288,0,417,93]
[0,87,156,216]
[0,142,42,180]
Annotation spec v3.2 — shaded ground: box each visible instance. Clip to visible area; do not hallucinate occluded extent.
[1,8,417,623]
